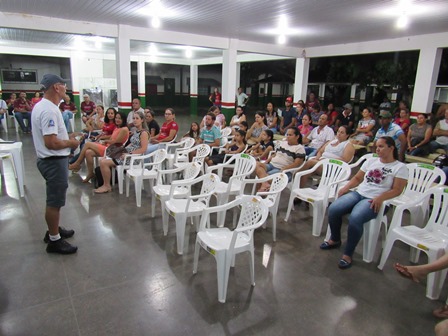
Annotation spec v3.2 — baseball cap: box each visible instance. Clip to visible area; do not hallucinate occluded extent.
[379,110,393,118]
[40,74,67,90]
[343,103,353,109]
[285,97,293,103]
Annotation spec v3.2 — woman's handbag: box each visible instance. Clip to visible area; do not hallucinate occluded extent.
[105,144,127,160]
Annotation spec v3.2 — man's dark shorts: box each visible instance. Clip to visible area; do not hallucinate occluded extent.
[37,157,69,208]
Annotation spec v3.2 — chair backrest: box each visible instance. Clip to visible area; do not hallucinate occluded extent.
[194,144,211,160]
[257,173,289,207]
[194,173,221,207]
[317,159,351,194]
[181,137,196,150]
[220,127,232,138]
[405,163,446,197]
[349,153,377,169]
[424,187,448,235]
[227,153,256,180]
[235,196,269,239]
[130,149,166,175]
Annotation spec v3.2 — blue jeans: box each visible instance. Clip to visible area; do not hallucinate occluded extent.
[305,146,317,157]
[328,191,378,257]
[15,112,31,132]
[62,111,74,132]
[430,140,448,154]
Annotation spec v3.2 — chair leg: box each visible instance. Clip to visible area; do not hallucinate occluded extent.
[193,237,201,274]
[163,208,170,236]
[175,214,187,255]
[311,201,324,237]
[249,244,255,286]
[216,251,231,303]
[377,236,397,270]
[362,215,385,263]
[216,194,229,228]
[284,192,296,222]
[125,174,130,197]
[135,177,142,207]
[426,269,448,300]
[117,167,124,194]
[271,210,277,242]
[410,248,421,263]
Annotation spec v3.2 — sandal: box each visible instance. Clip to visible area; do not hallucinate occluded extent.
[433,305,448,319]
[82,174,95,183]
[94,187,111,194]
[69,163,81,171]
[394,263,419,283]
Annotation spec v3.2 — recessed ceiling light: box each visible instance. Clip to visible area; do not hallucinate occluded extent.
[152,16,161,29]
[278,34,286,44]
[396,14,409,29]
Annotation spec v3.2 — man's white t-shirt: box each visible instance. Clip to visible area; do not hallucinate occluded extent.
[31,98,70,158]
[307,125,335,149]
[356,157,408,199]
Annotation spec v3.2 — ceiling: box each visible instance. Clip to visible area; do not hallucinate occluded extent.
[0,0,448,60]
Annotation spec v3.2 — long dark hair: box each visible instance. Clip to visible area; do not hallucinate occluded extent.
[115,111,128,128]
[255,111,268,126]
[104,107,117,123]
[287,127,303,144]
[379,136,398,160]
[188,122,200,138]
[235,129,247,144]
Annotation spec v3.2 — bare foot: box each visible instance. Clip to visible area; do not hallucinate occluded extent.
[394,263,426,283]
[94,186,112,194]
[69,163,81,171]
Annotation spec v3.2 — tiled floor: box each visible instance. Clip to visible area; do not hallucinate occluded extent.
[0,113,445,335]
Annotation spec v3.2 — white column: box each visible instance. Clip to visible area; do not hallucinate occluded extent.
[411,47,443,113]
[293,57,310,102]
[115,26,132,113]
[236,62,241,88]
[189,64,198,116]
[222,40,238,121]
[137,57,146,106]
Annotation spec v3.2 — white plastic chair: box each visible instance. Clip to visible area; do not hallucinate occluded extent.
[151,162,202,223]
[378,187,448,300]
[125,149,167,207]
[210,137,228,156]
[239,173,289,241]
[1,115,8,133]
[206,153,257,227]
[113,153,141,194]
[285,159,351,237]
[0,152,17,177]
[173,144,211,171]
[163,137,195,169]
[386,163,446,227]
[193,195,269,303]
[163,173,220,255]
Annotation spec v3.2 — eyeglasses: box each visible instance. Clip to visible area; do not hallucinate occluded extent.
[57,83,67,88]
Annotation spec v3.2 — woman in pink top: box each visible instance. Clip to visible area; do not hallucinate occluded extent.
[298,114,313,139]
[394,108,411,136]
[31,91,42,106]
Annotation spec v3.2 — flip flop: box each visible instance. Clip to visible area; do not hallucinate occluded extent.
[394,263,419,283]
[433,305,448,319]
[94,187,111,194]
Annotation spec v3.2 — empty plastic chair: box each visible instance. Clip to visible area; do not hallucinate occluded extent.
[193,195,269,303]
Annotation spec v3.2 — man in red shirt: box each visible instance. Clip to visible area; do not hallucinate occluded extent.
[81,94,96,124]
[14,91,32,133]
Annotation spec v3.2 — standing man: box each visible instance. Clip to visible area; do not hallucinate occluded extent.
[32,74,79,254]
[80,94,96,125]
[236,87,249,112]
[127,98,144,130]
[279,96,297,135]
[14,91,32,133]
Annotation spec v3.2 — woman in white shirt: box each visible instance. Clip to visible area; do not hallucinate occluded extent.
[320,136,408,269]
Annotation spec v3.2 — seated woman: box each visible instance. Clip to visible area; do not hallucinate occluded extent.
[298,114,313,139]
[246,111,268,145]
[265,102,278,133]
[320,136,408,269]
[144,107,160,138]
[255,127,306,191]
[394,107,411,136]
[299,125,355,187]
[95,107,117,140]
[84,105,105,133]
[146,108,179,154]
[407,113,432,156]
[69,111,129,183]
[350,108,375,145]
[206,130,246,166]
[229,106,246,130]
[183,122,200,142]
[246,129,275,160]
[94,111,149,194]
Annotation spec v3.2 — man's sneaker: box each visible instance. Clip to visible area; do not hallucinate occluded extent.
[46,238,78,254]
[43,227,75,243]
